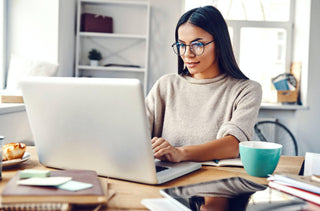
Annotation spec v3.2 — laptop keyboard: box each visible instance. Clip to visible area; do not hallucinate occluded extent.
[156,165,168,172]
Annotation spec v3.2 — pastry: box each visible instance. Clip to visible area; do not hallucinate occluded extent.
[2,143,26,161]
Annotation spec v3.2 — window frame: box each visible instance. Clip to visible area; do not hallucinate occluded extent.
[225,0,295,104]
[226,0,295,77]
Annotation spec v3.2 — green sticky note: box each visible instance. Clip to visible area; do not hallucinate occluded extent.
[19,169,51,179]
[57,180,93,191]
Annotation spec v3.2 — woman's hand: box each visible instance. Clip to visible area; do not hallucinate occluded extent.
[151,137,184,162]
[151,135,239,162]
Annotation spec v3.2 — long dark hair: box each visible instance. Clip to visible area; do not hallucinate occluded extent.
[175,6,248,80]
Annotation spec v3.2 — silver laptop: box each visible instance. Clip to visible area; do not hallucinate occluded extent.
[20,77,201,184]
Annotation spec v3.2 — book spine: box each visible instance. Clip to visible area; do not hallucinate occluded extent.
[269,181,320,206]
[0,203,71,211]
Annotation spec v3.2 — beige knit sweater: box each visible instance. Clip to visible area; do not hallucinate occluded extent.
[145,73,262,147]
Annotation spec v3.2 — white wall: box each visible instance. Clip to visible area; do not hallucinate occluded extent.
[295,0,320,154]
[147,0,183,91]
[57,0,77,77]
[0,1,5,88]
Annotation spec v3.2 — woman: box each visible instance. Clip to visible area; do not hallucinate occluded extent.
[145,6,262,162]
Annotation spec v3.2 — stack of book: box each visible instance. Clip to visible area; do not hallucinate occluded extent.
[0,169,107,210]
[268,174,320,206]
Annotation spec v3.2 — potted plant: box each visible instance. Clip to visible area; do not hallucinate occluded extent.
[88,49,102,66]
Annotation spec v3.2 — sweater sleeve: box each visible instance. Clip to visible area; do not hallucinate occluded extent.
[217,80,262,142]
[145,79,165,138]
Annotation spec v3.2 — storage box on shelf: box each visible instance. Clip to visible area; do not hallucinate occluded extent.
[277,62,301,104]
[75,0,150,92]
[81,13,113,33]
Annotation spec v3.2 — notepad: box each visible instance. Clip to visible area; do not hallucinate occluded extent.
[201,158,243,167]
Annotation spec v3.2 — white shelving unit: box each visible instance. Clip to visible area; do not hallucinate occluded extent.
[75,0,150,91]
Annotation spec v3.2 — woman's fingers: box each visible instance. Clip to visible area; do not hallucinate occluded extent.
[152,138,170,155]
[154,144,171,157]
[151,137,164,148]
[151,137,183,162]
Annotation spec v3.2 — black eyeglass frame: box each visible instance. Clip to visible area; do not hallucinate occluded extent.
[171,40,215,56]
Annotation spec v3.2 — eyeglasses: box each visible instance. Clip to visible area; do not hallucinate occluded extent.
[171,40,214,56]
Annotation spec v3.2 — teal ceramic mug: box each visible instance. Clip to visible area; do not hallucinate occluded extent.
[239,141,282,177]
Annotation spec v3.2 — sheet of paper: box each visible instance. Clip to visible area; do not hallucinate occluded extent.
[304,152,320,176]
[141,198,184,211]
[57,180,93,191]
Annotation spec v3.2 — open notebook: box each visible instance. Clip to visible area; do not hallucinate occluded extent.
[201,158,243,167]
[20,77,201,184]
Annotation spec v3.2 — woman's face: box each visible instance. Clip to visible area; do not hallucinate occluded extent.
[178,22,220,79]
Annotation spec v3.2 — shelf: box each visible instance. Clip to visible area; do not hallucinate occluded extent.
[79,32,147,39]
[80,0,149,6]
[260,103,308,110]
[75,0,150,91]
[78,65,146,73]
[0,103,25,115]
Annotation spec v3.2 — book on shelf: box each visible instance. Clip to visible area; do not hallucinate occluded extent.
[1,169,107,206]
[201,158,243,167]
[268,181,320,206]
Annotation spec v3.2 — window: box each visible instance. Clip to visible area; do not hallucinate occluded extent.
[185,0,294,103]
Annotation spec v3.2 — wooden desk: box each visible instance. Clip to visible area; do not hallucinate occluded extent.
[1,147,304,210]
